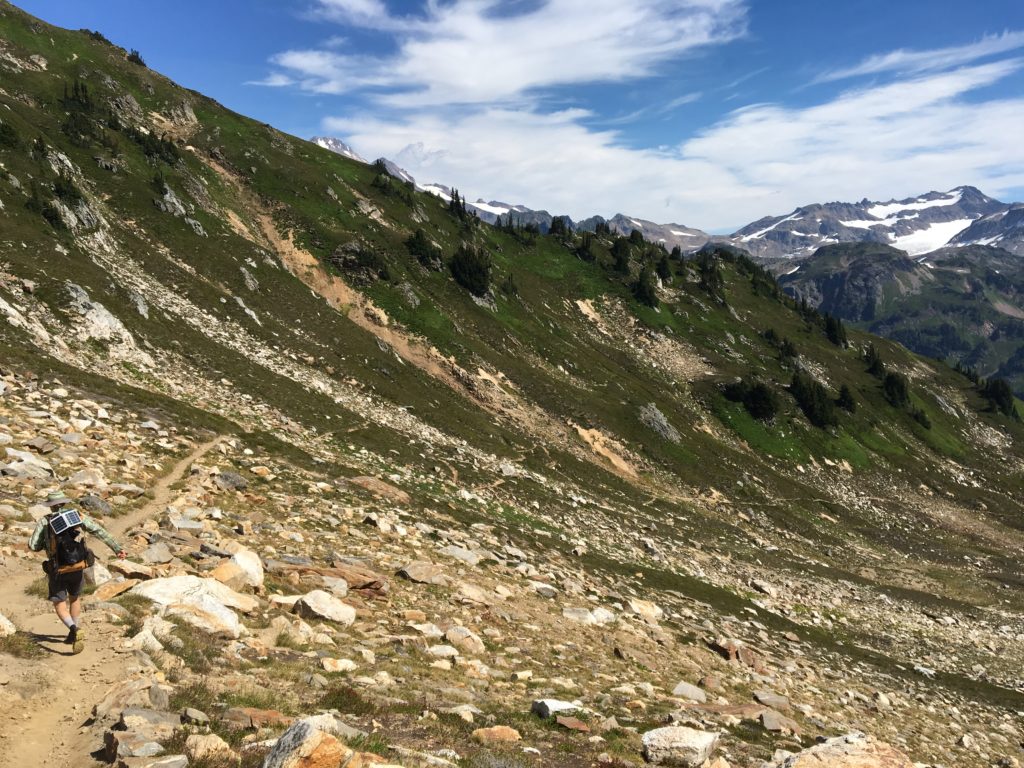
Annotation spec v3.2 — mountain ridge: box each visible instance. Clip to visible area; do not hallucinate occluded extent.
[1,6,1023,768]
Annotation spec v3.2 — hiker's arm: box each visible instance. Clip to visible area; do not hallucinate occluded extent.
[27,518,47,551]
[81,516,123,554]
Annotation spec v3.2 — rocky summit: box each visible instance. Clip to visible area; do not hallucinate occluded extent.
[1,4,1024,768]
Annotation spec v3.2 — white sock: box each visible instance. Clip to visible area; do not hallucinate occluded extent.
[61,616,75,629]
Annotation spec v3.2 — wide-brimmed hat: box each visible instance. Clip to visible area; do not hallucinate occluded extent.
[43,491,73,508]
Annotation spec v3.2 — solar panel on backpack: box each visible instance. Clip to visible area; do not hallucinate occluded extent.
[48,509,83,536]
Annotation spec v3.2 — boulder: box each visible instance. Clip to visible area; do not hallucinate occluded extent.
[214,471,248,491]
[185,734,238,765]
[0,611,16,638]
[321,658,357,673]
[131,575,259,614]
[165,593,245,638]
[348,476,410,505]
[84,562,113,587]
[110,561,155,580]
[641,726,719,767]
[229,548,264,589]
[440,545,480,566]
[397,561,448,585]
[141,543,174,565]
[445,626,485,655]
[472,726,521,744]
[753,690,791,712]
[671,682,706,703]
[94,579,140,601]
[628,598,664,623]
[763,733,913,767]
[293,590,356,625]
[531,699,581,719]
[262,719,351,768]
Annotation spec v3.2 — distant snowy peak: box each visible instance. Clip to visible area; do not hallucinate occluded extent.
[310,136,366,164]
[730,186,1006,260]
[947,203,1024,256]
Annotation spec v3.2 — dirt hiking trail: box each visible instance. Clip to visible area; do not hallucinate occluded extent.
[0,435,224,768]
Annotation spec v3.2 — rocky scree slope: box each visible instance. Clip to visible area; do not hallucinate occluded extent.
[1,3,1024,767]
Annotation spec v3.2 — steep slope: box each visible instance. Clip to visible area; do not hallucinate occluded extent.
[733,186,1006,262]
[1,5,1024,768]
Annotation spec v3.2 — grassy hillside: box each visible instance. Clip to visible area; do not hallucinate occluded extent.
[2,3,1024,765]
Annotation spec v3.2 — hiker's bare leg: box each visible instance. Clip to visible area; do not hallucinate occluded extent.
[54,599,71,625]
[69,596,81,625]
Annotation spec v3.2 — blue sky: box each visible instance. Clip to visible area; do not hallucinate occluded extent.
[19,0,1024,231]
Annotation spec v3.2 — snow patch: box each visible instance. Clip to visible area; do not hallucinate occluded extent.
[867,189,963,219]
[741,212,799,242]
[470,200,511,216]
[890,218,976,255]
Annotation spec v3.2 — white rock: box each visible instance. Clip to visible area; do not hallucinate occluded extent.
[131,575,259,614]
[671,682,707,703]
[229,548,264,589]
[165,593,245,638]
[641,726,719,766]
[0,611,16,638]
[293,590,356,625]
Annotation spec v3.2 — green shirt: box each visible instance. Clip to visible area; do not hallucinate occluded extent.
[28,508,122,555]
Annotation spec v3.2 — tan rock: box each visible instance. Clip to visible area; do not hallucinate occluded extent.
[472,726,522,744]
[262,720,351,768]
[349,476,411,505]
[185,733,238,765]
[763,733,913,767]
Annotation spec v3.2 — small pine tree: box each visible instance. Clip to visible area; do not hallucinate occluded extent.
[656,253,671,281]
[449,243,491,296]
[628,228,644,246]
[612,239,631,274]
[790,370,838,428]
[548,216,569,237]
[670,244,683,261]
[634,267,658,308]
[865,344,886,378]
[825,314,848,347]
[979,377,1018,419]
[837,384,857,413]
[0,121,18,149]
[723,378,779,422]
[780,338,798,361]
[127,49,146,67]
[882,372,911,408]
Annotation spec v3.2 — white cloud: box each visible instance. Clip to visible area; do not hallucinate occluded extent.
[263,0,747,106]
[327,61,1024,231]
[816,30,1024,82]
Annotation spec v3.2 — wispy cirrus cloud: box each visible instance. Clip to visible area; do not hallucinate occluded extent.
[325,60,1024,230]
[259,0,748,106]
[815,29,1024,83]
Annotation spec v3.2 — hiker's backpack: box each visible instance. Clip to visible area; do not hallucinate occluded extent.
[45,510,90,575]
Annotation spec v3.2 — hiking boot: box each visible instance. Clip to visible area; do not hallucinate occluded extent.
[70,627,85,655]
[63,626,76,645]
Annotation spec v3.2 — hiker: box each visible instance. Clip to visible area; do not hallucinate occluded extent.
[27,491,127,653]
